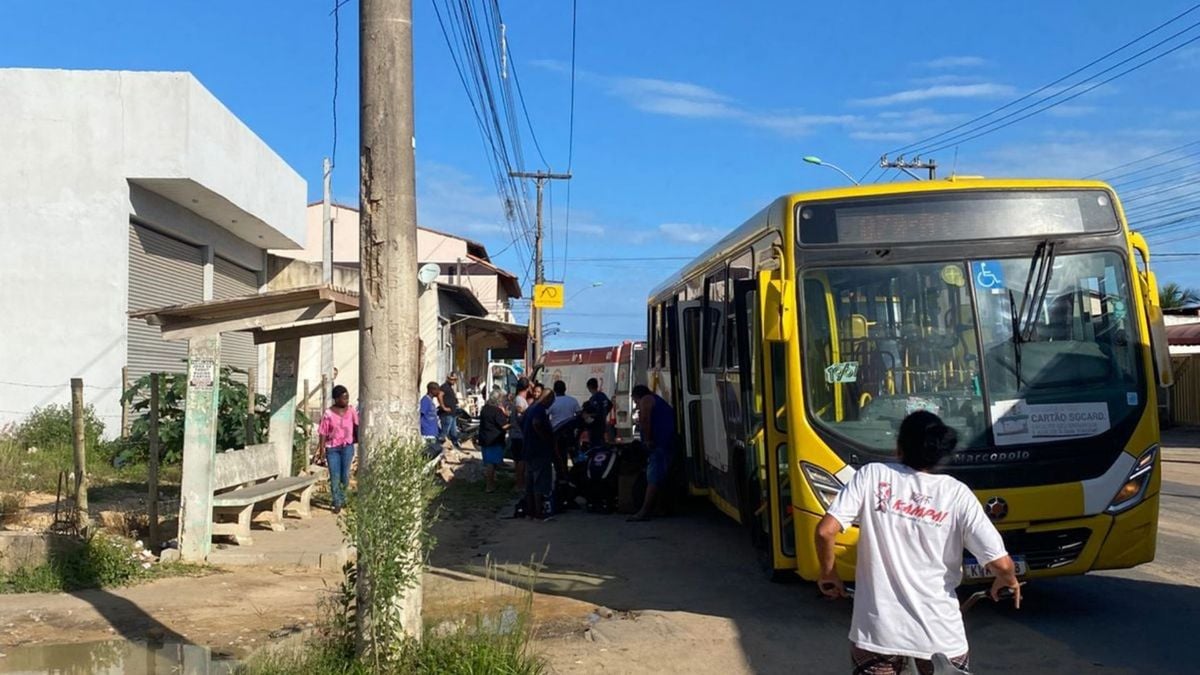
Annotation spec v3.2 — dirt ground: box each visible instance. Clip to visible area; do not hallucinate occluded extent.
[0,566,339,657]
[3,439,1199,673]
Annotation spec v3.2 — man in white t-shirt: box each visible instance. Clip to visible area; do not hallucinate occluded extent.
[547,380,581,431]
[815,411,1021,674]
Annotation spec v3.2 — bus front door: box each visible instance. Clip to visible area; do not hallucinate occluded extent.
[734,276,794,578]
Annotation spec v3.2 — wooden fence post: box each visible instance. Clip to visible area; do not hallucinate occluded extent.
[148,373,160,550]
[246,365,257,445]
[120,366,130,439]
[321,374,329,413]
[70,377,89,536]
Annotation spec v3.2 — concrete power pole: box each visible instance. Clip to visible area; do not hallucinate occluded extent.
[322,157,334,405]
[360,0,422,642]
[508,171,570,366]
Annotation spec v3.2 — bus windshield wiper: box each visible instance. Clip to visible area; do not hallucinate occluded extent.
[1015,240,1056,343]
[1020,240,1057,342]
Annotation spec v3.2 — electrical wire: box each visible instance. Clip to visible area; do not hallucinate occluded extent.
[562,0,579,283]
[330,0,343,169]
[918,29,1200,156]
[888,4,1200,158]
[1090,140,1200,180]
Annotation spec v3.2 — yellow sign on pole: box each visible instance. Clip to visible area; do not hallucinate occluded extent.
[533,283,564,309]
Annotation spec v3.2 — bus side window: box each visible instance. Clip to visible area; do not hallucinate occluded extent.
[683,307,702,395]
[803,278,834,419]
[704,269,727,370]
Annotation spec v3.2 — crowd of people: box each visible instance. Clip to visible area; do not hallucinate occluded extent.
[314,371,676,522]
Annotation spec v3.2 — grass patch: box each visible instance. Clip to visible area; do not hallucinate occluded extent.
[0,532,205,594]
[238,619,546,675]
[0,439,182,497]
[436,472,517,520]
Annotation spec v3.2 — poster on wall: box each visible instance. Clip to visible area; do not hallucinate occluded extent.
[990,399,1110,446]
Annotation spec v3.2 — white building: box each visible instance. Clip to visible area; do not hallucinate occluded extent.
[0,69,305,432]
[269,203,526,411]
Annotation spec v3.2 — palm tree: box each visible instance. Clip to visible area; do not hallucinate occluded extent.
[1160,282,1200,309]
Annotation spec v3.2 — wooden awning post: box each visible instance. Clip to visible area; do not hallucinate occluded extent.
[178,335,221,562]
[269,338,301,477]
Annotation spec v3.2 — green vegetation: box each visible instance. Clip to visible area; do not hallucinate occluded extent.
[11,403,106,455]
[239,438,544,675]
[239,624,545,675]
[0,437,181,497]
[121,367,311,467]
[1160,282,1200,310]
[0,532,203,594]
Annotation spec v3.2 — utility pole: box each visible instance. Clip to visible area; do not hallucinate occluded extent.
[508,170,571,366]
[880,155,937,180]
[321,157,334,399]
[360,0,421,644]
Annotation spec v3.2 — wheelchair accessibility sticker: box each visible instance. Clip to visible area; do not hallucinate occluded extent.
[971,261,1006,292]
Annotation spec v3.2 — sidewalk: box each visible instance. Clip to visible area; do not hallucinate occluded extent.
[1161,427,1200,460]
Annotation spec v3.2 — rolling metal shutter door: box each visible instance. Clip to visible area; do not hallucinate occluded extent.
[127,223,203,382]
[213,256,260,383]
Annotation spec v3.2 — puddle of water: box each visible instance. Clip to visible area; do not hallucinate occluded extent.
[0,640,236,674]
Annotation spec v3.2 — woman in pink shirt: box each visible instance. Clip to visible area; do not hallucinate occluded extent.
[317,385,358,514]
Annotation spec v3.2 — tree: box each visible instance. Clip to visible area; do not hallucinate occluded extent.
[120,368,310,467]
[1160,282,1200,310]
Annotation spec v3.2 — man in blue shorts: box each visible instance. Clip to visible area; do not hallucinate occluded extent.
[629,384,675,522]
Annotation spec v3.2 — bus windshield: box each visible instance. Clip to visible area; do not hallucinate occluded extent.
[801,251,1142,455]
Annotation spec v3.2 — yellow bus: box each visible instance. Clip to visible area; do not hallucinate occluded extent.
[645,178,1173,582]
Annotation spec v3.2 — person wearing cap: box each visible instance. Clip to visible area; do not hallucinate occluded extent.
[439,373,463,451]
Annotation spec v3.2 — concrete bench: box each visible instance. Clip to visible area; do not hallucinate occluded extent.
[210,443,320,546]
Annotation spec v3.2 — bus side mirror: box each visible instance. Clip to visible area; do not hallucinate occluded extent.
[763,278,795,343]
[1143,269,1175,388]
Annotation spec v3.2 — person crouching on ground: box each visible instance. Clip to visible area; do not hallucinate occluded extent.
[628,384,675,522]
[317,384,359,514]
[478,390,511,493]
[815,411,1021,674]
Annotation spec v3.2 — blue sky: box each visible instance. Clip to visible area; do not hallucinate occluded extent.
[5,1,1200,347]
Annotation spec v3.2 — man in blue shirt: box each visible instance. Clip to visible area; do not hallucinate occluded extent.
[521,389,556,521]
[419,382,442,458]
[584,378,612,447]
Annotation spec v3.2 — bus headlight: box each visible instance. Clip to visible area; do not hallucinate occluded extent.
[801,462,844,510]
[1105,445,1158,515]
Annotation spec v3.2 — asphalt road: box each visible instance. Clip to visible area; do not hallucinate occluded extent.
[436,435,1200,674]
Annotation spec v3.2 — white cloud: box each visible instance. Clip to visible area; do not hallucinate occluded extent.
[566,222,606,236]
[909,74,988,86]
[923,56,989,69]
[964,136,1170,179]
[749,113,861,137]
[608,76,743,119]
[851,83,1016,107]
[658,222,723,244]
[1173,46,1200,69]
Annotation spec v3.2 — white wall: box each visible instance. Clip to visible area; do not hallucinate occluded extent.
[0,69,305,434]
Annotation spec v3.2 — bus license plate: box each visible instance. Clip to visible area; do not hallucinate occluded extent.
[964,556,1027,580]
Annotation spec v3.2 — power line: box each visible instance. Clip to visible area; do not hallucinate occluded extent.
[1089,140,1200,180]
[564,255,694,262]
[563,0,579,283]
[330,0,344,169]
[918,28,1200,156]
[888,4,1200,158]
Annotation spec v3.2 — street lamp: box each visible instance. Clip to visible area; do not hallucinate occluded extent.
[803,156,860,185]
[567,281,603,303]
